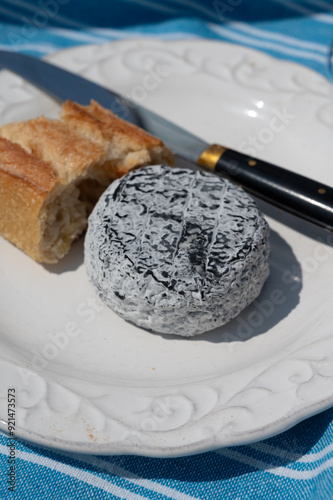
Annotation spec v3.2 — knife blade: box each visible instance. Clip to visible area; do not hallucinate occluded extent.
[0,49,333,232]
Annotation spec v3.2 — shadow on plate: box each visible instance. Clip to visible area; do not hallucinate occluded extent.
[42,237,85,274]
[43,223,303,344]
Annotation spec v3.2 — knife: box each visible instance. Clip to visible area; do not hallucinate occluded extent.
[0,50,333,231]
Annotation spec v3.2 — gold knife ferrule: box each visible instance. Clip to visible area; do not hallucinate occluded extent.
[197,144,227,170]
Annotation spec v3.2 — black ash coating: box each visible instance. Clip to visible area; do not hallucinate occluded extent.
[85,165,270,336]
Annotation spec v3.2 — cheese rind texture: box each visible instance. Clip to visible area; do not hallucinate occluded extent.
[85,165,270,336]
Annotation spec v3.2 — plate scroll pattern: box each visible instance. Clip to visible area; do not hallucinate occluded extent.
[1,333,333,454]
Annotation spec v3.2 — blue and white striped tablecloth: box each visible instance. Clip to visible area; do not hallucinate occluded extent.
[1,1,333,499]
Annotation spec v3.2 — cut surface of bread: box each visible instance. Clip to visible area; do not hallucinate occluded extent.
[0,137,86,263]
[0,100,174,263]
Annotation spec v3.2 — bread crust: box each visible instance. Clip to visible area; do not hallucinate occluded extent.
[61,100,174,177]
[0,137,60,262]
[0,100,174,263]
[0,116,106,184]
[62,99,162,147]
[0,136,57,192]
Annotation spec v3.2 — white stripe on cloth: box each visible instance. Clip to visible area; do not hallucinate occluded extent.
[208,23,328,64]
[90,27,202,41]
[48,28,110,44]
[305,0,333,10]
[0,42,60,53]
[1,0,90,29]
[0,3,31,22]
[0,445,197,500]
[271,0,333,25]
[63,26,148,41]
[49,26,202,43]
[229,22,328,54]
[216,448,298,478]
[55,452,198,500]
[249,443,305,462]
[0,445,144,499]
[250,442,333,464]
[216,448,333,479]
[300,443,333,463]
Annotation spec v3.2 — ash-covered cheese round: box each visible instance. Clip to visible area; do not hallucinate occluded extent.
[85,165,270,336]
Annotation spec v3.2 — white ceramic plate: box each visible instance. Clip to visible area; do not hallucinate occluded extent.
[1,39,333,457]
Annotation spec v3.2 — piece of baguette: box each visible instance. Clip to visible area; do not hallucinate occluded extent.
[61,99,174,178]
[0,137,86,263]
[0,100,174,263]
[0,116,106,184]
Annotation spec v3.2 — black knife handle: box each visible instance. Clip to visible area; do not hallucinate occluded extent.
[197,144,333,231]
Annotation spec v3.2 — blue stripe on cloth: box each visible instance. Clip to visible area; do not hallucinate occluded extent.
[0,0,332,27]
[1,407,333,498]
[0,15,332,80]
[207,21,333,79]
